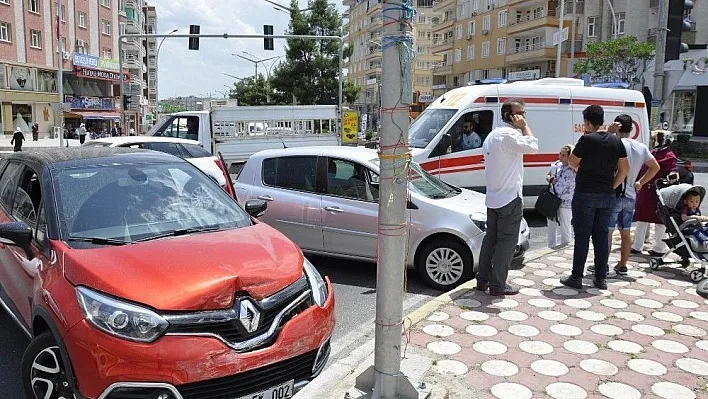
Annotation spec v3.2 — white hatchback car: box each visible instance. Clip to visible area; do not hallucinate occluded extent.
[235,146,530,290]
[82,136,230,189]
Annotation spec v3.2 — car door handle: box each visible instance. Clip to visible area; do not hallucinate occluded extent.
[257,195,274,201]
[324,206,344,213]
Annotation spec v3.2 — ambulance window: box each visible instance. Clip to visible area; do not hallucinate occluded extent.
[408,109,457,148]
[449,110,494,153]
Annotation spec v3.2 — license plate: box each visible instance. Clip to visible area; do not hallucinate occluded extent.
[236,380,294,399]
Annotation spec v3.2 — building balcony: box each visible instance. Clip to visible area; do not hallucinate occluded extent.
[124,57,142,69]
[366,49,382,60]
[367,1,382,15]
[122,38,141,51]
[432,17,455,33]
[507,10,558,35]
[432,0,455,13]
[556,0,584,15]
[431,37,454,53]
[506,41,556,65]
[432,64,453,75]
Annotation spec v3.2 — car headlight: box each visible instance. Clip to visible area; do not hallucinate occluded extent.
[303,258,328,307]
[76,286,169,343]
[469,213,487,232]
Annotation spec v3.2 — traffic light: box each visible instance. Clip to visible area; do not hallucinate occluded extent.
[665,0,693,62]
[264,25,274,51]
[122,95,132,110]
[189,24,200,50]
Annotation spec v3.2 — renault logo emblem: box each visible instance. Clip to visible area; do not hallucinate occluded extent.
[238,299,261,333]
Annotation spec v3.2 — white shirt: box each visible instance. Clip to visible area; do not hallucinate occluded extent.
[620,137,654,200]
[461,131,482,150]
[482,124,539,209]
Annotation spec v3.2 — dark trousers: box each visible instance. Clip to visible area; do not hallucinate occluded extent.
[79,135,86,144]
[571,192,616,279]
[478,197,523,292]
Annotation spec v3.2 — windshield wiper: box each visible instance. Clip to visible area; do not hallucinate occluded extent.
[136,226,224,242]
[67,236,133,246]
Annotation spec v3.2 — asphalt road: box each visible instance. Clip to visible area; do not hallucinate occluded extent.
[2,173,704,397]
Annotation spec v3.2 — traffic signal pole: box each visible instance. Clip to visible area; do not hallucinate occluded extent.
[654,0,669,110]
[118,33,345,133]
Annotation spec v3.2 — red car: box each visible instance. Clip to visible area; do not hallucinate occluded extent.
[0,148,334,399]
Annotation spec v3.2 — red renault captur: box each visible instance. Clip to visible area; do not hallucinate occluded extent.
[0,148,334,399]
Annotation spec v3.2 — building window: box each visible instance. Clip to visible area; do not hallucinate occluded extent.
[78,12,86,28]
[456,24,462,40]
[482,15,491,32]
[29,29,41,48]
[103,48,112,58]
[0,21,10,42]
[612,12,626,35]
[58,4,66,21]
[101,20,111,35]
[101,0,110,7]
[0,0,9,4]
[482,41,490,58]
[455,48,462,62]
[497,38,506,55]
[587,16,596,37]
[28,0,39,13]
[472,0,479,11]
[498,10,507,27]
[468,20,475,36]
[75,39,86,53]
[467,44,475,60]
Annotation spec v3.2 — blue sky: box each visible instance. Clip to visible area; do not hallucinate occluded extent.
[149,0,346,99]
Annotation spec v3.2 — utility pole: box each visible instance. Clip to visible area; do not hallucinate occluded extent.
[569,0,577,77]
[654,0,669,123]
[56,2,64,147]
[555,0,566,77]
[371,0,416,397]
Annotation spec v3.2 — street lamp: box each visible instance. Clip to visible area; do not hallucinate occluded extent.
[233,51,282,78]
[153,28,178,121]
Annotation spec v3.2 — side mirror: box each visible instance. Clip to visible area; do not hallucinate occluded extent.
[245,199,268,218]
[0,222,34,260]
[431,133,452,157]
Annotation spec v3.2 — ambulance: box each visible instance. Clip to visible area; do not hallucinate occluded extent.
[409,78,650,203]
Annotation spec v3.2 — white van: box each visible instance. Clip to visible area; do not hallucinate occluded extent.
[409,78,650,203]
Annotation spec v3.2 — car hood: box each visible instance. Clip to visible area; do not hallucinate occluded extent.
[63,223,304,311]
[420,187,488,218]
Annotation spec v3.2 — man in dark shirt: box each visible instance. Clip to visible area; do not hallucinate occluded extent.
[11,127,25,152]
[561,105,629,290]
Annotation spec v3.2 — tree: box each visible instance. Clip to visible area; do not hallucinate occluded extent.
[228,75,287,105]
[343,79,360,105]
[574,36,654,86]
[271,0,358,105]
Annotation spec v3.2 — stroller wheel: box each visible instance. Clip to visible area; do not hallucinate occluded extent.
[649,258,660,270]
[689,269,704,283]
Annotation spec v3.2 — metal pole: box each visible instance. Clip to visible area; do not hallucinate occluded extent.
[338,39,343,134]
[555,0,566,77]
[154,29,178,122]
[373,0,411,397]
[654,0,668,118]
[56,3,64,147]
[605,0,619,39]
[119,37,125,135]
[569,0,577,77]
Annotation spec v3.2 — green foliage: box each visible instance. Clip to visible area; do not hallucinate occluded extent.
[270,0,360,105]
[228,74,287,105]
[159,103,187,113]
[574,36,654,85]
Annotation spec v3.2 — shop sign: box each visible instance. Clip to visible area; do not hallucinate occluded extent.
[341,111,359,144]
[419,94,434,103]
[98,58,120,71]
[74,67,130,82]
[508,69,541,81]
[73,53,99,69]
[64,95,115,110]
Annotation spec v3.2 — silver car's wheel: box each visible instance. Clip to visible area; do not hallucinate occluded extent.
[417,239,473,291]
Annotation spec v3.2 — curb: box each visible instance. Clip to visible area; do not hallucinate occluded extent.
[295,245,564,398]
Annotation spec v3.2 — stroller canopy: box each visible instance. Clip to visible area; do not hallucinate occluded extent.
[658,183,706,210]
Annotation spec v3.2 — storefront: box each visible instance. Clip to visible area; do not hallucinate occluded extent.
[0,63,60,136]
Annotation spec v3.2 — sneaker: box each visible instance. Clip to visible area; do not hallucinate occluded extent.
[560,275,583,289]
[614,264,628,276]
[587,265,595,274]
[593,278,608,290]
[630,249,643,255]
[490,284,519,296]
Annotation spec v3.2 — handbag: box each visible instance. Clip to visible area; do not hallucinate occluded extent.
[535,182,562,220]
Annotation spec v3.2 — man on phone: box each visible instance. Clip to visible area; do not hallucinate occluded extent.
[478,99,538,296]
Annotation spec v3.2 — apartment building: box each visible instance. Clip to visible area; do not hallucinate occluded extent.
[413,0,439,104]
[0,0,132,135]
[142,4,156,128]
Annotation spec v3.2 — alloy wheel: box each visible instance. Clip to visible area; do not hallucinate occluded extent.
[30,346,75,399]
[425,247,464,286]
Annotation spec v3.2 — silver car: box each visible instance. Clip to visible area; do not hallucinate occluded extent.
[234,146,530,290]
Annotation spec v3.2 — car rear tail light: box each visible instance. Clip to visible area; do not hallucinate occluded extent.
[684,160,692,172]
[214,158,236,200]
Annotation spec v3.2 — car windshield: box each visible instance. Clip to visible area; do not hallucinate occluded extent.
[53,162,251,246]
[408,108,457,148]
[368,159,460,199]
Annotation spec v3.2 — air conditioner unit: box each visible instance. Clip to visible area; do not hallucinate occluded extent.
[467,34,474,40]
[471,12,478,16]
[482,29,490,35]
[62,51,71,60]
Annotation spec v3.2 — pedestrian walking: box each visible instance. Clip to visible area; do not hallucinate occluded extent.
[546,144,577,248]
[602,115,659,275]
[111,123,119,137]
[11,126,25,152]
[631,131,677,256]
[76,123,87,144]
[561,105,629,290]
[32,122,39,141]
[477,99,538,296]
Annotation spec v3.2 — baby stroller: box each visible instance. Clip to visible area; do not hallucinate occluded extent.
[648,175,708,283]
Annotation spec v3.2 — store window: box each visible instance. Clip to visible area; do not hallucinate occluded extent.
[12,104,33,132]
[670,91,696,134]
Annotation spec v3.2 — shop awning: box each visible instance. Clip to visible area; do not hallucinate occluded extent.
[66,111,121,120]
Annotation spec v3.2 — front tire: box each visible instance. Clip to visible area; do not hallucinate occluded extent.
[22,332,75,399]
[416,238,473,291]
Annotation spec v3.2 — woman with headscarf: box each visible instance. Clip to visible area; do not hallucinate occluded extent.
[631,131,677,255]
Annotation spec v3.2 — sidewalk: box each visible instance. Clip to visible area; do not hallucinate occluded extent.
[305,232,708,399]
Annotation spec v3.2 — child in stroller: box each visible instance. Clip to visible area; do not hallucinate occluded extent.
[648,176,708,283]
